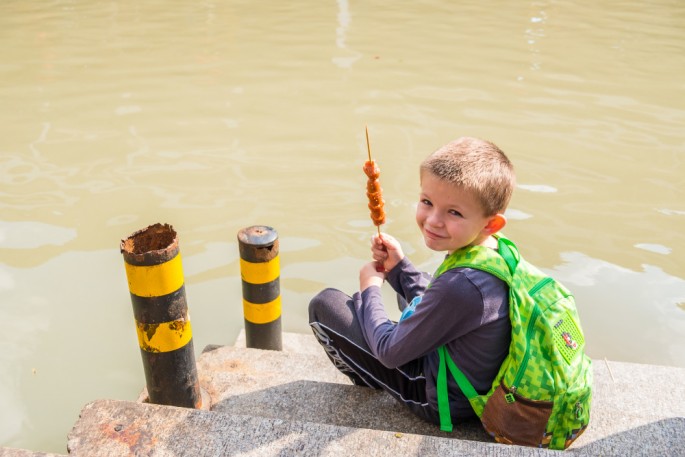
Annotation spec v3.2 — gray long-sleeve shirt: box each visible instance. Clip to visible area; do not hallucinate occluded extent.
[353,256,511,417]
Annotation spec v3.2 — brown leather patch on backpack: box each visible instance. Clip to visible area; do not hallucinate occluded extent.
[481,380,554,447]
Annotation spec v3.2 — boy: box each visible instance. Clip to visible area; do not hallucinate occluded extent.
[309,136,515,426]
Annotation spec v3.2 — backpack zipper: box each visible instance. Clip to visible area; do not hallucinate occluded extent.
[508,277,553,398]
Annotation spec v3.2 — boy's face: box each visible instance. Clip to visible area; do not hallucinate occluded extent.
[416,171,497,254]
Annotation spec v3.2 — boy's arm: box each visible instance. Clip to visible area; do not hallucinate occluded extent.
[385,257,430,303]
[370,233,429,302]
[354,268,490,368]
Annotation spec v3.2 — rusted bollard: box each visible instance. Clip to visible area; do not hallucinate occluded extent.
[238,225,282,350]
[120,223,202,408]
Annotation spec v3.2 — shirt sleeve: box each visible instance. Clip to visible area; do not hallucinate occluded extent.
[385,257,430,303]
[353,267,492,369]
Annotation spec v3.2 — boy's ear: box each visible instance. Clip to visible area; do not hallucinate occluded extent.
[483,213,507,234]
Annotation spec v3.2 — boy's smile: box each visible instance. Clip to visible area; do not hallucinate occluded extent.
[416,171,503,253]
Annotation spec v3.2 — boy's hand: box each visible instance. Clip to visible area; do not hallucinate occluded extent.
[371,233,405,273]
[359,261,385,292]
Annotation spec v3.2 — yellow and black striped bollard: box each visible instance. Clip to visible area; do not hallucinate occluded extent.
[238,225,282,350]
[121,223,202,408]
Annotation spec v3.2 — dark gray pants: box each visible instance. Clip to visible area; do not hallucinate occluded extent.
[308,287,440,425]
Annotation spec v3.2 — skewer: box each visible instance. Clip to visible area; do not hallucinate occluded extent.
[365,125,372,162]
[365,126,381,236]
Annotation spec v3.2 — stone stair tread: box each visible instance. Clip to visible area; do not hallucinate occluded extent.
[206,333,492,439]
[67,399,685,456]
[65,399,558,456]
[207,375,487,441]
[198,344,476,439]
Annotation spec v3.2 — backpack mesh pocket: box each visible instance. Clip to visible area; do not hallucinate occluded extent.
[481,380,553,447]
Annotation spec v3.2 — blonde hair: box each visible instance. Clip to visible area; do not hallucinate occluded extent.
[420,137,515,216]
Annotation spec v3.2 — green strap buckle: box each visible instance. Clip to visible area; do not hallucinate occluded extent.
[504,393,516,404]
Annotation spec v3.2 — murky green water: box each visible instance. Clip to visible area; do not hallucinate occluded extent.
[1,0,684,453]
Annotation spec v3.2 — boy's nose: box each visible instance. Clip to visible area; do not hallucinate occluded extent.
[427,211,443,227]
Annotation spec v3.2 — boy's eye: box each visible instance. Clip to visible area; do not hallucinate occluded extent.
[448,209,463,217]
[420,198,432,206]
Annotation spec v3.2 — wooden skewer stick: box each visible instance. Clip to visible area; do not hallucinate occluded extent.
[365,125,372,162]
[365,126,381,236]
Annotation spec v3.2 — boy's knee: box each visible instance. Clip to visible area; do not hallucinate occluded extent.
[309,287,349,324]
[308,287,336,321]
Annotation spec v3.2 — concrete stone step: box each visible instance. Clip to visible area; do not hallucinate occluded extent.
[66,398,685,456]
[66,399,560,457]
[197,344,485,441]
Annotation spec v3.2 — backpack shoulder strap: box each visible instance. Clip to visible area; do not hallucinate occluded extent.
[437,345,482,431]
[433,234,517,284]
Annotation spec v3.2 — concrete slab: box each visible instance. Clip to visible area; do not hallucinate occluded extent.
[198,344,488,441]
[66,399,685,457]
[66,399,559,457]
[570,358,685,453]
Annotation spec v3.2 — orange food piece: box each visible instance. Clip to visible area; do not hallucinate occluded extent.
[371,209,386,226]
[367,179,381,193]
[367,191,383,206]
[368,201,385,212]
[363,160,380,179]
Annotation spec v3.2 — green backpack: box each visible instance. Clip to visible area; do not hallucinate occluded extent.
[434,235,592,450]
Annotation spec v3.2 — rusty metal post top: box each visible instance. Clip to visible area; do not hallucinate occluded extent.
[237,225,278,247]
[120,223,179,265]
